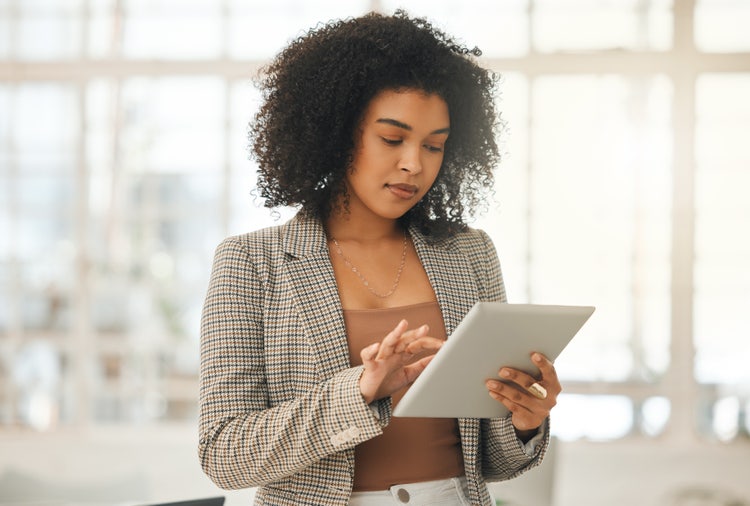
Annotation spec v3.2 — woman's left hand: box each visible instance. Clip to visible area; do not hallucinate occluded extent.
[485,352,560,432]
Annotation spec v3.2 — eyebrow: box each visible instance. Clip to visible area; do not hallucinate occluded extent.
[376,118,450,135]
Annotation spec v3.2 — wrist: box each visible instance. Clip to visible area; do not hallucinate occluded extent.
[358,374,375,405]
[514,426,540,443]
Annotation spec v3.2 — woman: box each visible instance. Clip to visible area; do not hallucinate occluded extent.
[199,11,560,506]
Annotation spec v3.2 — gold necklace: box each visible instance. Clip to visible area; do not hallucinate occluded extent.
[330,231,408,298]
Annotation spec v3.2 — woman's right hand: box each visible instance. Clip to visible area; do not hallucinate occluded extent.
[358,319,443,404]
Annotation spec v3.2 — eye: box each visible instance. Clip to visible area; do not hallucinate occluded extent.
[424,144,444,153]
[381,137,402,146]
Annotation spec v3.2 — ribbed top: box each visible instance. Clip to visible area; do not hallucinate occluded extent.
[344,301,464,491]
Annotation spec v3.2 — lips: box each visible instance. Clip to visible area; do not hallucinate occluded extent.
[386,183,418,200]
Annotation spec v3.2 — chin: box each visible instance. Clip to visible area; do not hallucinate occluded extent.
[381,204,416,221]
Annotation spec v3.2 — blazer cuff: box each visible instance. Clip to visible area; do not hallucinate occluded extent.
[521,418,548,457]
[326,366,390,451]
[500,414,549,460]
[372,396,392,426]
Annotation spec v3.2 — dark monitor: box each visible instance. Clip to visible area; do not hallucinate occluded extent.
[138,497,225,506]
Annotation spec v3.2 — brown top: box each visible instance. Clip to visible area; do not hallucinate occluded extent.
[344,301,464,491]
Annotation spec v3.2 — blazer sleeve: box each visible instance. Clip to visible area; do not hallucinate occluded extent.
[198,236,389,490]
[474,230,550,481]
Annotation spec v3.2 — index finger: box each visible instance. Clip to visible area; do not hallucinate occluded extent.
[395,324,429,353]
[377,319,409,358]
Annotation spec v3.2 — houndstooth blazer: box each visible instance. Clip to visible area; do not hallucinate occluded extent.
[198,211,549,506]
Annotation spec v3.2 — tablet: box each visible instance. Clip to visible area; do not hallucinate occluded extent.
[393,302,595,418]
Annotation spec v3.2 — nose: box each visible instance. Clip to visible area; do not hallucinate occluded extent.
[399,145,422,174]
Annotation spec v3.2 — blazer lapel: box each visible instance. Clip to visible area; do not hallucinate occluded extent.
[409,227,480,336]
[279,216,481,378]
[281,213,351,380]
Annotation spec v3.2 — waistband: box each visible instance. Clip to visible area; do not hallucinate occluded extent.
[349,476,470,505]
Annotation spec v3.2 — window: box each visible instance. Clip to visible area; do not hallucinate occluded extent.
[694,0,750,52]
[0,0,748,443]
[694,73,750,441]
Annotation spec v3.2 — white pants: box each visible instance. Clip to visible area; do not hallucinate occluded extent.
[348,476,473,505]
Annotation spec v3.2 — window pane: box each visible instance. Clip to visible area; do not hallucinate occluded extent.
[475,72,531,301]
[0,205,10,259]
[229,80,297,235]
[695,0,750,52]
[85,77,121,263]
[227,0,370,59]
[17,248,76,333]
[694,73,750,386]
[0,84,11,259]
[122,0,222,59]
[17,1,83,60]
[11,342,65,430]
[18,175,75,214]
[3,81,80,343]
[552,394,634,440]
[12,83,78,170]
[0,15,10,60]
[530,75,672,382]
[712,396,741,441]
[533,0,672,52]
[640,396,671,436]
[381,0,530,57]
[17,0,84,9]
[119,77,225,174]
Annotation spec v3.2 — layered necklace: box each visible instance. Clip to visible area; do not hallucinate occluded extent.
[329,230,408,299]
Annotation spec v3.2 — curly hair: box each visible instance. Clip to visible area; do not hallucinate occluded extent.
[250,10,500,238]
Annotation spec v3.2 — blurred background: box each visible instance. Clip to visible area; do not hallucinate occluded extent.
[0,0,748,505]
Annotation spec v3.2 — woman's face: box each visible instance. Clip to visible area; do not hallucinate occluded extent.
[344,88,450,222]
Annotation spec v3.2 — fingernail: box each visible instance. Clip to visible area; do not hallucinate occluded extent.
[499,369,510,378]
[533,353,542,362]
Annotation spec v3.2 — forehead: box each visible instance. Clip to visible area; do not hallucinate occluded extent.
[363,88,450,128]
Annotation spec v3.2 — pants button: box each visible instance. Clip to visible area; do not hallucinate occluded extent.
[396,488,410,503]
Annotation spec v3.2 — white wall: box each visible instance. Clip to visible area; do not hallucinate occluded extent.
[1,427,749,506]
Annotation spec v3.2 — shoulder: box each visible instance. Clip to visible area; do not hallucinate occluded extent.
[215,211,322,257]
[209,223,289,290]
[450,227,500,279]
[451,226,496,254]
[447,226,505,301]
[214,224,283,264]
[211,211,327,274]
[417,225,497,260]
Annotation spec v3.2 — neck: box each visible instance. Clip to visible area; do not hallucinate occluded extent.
[325,212,404,243]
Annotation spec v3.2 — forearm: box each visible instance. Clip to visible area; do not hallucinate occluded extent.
[199,366,388,489]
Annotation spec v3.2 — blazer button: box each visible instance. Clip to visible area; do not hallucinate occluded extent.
[396,488,410,503]
[346,426,361,439]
